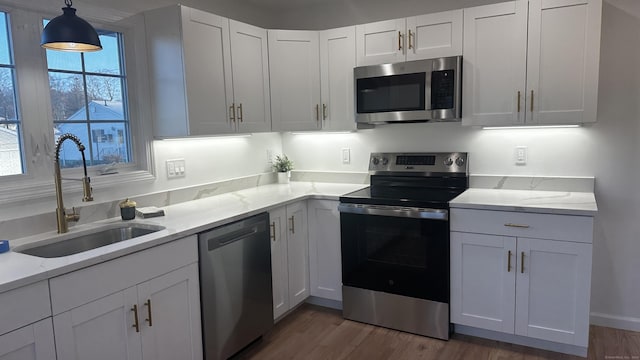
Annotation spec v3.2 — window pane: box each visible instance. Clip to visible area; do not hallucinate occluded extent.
[0,68,17,120]
[89,122,129,164]
[84,32,122,75]
[0,12,22,177]
[0,14,10,65]
[86,75,125,119]
[0,123,22,175]
[45,50,82,72]
[49,72,85,121]
[55,123,89,168]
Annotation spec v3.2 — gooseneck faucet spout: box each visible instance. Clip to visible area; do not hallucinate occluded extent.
[54,133,93,233]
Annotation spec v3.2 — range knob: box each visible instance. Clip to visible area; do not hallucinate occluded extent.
[371,157,380,165]
[381,158,389,166]
[444,158,454,166]
[455,157,465,167]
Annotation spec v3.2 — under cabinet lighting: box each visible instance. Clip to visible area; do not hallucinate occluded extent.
[290,131,355,135]
[158,134,253,141]
[482,125,581,130]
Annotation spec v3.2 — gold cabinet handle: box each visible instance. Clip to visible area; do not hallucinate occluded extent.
[315,104,320,122]
[530,90,534,112]
[270,222,276,242]
[289,216,295,234]
[521,252,525,273]
[517,91,521,113]
[504,223,530,229]
[507,250,512,272]
[398,31,403,51]
[237,103,243,123]
[144,299,153,327]
[131,304,140,333]
[229,103,236,123]
[408,29,413,50]
[322,103,327,120]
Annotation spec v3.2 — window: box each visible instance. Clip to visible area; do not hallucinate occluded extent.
[0,12,23,176]
[45,25,131,168]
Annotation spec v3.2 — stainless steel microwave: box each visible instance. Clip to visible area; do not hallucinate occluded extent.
[354,56,462,126]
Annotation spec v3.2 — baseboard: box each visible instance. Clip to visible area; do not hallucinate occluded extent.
[590,312,640,332]
[454,324,588,357]
[305,296,343,310]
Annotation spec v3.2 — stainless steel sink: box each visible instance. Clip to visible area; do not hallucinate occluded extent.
[15,224,165,258]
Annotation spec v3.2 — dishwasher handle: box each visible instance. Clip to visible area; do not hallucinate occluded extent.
[207,226,259,251]
[199,213,269,252]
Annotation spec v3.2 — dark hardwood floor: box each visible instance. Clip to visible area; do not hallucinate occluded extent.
[242,304,640,360]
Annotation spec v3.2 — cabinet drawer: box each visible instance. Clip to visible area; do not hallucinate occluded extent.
[50,235,197,315]
[451,208,593,243]
[0,280,51,336]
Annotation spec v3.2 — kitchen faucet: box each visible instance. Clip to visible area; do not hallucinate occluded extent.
[54,133,93,233]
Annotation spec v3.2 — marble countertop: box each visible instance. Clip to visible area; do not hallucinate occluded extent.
[450,188,598,216]
[0,182,366,294]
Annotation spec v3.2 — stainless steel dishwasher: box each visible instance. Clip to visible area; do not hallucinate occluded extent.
[198,212,273,360]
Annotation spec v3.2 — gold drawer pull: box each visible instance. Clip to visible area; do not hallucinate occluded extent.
[131,304,140,333]
[504,223,530,229]
[289,216,295,234]
[507,250,512,272]
[270,222,276,242]
[144,299,153,327]
[521,251,525,273]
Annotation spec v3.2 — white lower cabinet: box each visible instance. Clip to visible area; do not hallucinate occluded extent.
[450,208,593,352]
[50,236,202,360]
[269,201,309,320]
[307,199,342,301]
[0,319,56,360]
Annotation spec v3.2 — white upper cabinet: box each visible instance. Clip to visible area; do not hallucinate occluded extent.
[145,6,271,137]
[269,30,322,131]
[356,10,463,66]
[463,0,602,126]
[320,26,357,131]
[229,20,271,133]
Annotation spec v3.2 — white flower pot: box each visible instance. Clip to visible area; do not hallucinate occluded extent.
[277,171,290,184]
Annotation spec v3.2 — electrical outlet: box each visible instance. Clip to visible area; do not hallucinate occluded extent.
[341,148,351,164]
[166,159,186,178]
[515,146,527,165]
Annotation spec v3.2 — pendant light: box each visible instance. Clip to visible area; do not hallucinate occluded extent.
[41,0,102,52]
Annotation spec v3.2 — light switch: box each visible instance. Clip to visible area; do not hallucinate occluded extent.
[515,146,527,165]
[166,159,186,178]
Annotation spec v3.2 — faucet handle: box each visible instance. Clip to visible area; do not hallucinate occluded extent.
[65,207,80,223]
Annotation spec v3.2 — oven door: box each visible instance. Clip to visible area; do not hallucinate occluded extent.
[339,203,449,303]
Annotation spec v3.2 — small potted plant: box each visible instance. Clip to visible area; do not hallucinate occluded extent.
[273,154,294,184]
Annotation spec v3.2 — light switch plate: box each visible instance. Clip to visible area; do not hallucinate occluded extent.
[341,148,351,164]
[166,159,186,178]
[515,146,527,165]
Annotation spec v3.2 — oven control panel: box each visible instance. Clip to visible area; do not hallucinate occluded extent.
[369,152,468,174]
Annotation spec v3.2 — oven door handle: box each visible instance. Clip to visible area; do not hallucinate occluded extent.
[338,203,449,221]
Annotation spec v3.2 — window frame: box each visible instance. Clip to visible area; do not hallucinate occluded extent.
[0,6,155,204]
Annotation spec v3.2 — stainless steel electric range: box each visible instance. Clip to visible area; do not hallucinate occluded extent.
[339,152,469,340]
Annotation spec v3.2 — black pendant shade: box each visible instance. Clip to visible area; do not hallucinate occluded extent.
[41,1,102,52]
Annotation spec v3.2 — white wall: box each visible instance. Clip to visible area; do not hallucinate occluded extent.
[282,1,640,331]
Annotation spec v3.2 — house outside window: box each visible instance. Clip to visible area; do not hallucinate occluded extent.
[0,12,23,177]
[46,25,131,168]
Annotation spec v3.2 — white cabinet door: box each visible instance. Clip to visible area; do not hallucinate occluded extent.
[229,20,271,133]
[526,0,601,124]
[138,263,202,360]
[307,200,342,301]
[406,9,463,60]
[356,18,406,66]
[450,232,516,334]
[286,201,309,308]
[269,206,289,320]
[462,1,528,126]
[0,319,56,360]
[515,238,592,347]
[145,6,234,137]
[269,30,321,131]
[320,26,356,131]
[181,7,234,135]
[53,288,142,360]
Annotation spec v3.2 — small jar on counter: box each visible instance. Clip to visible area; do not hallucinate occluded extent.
[119,198,137,220]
